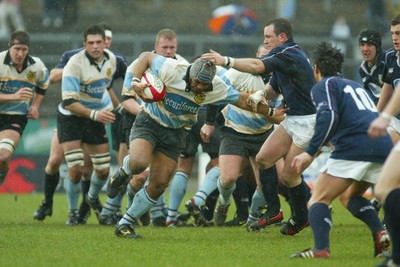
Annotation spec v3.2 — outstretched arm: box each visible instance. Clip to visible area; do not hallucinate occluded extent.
[202,49,266,74]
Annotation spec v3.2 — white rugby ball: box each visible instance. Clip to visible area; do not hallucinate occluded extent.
[141,72,166,102]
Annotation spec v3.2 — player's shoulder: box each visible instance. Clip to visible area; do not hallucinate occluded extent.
[29,55,48,69]
[104,48,117,63]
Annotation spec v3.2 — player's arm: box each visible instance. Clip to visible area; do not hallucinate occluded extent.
[0,88,33,103]
[202,49,266,74]
[233,92,286,124]
[107,87,120,109]
[121,97,141,116]
[28,93,44,119]
[369,83,400,138]
[64,101,115,124]
[376,82,393,112]
[49,68,63,84]
[130,52,158,101]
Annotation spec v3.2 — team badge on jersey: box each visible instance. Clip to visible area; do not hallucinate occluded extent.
[27,71,36,82]
[194,93,206,104]
[107,68,112,79]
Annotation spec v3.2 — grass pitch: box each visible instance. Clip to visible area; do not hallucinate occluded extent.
[0,193,385,267]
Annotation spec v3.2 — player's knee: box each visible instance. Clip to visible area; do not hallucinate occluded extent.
[255,154,272,169]
[0,138,15,164]
[373,183,388,203]
[90,152,110,171]
[64,148,84,168]
[220,175,236,188]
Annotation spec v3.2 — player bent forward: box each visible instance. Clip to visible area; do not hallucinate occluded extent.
[107,52,285,238]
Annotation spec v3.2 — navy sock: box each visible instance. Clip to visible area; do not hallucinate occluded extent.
[288,180,309,222]
[259,166,280,216]
[347,196,383,237]
[309,203,331,251]
[232,176,249,221]
[383,189,400,264]
[80,179,90,198]
[203,189,219,221]
[0,167,9,183]
[44,172,60,205]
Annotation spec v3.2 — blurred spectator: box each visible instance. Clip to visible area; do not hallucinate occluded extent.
[0,0,25,38]
[41,0,63,28]
[386,0,400,24]
[330,15,351,55]
[62,0,78,26]
[367,0,389,35]
[208,4,258,56]
[276,0,296,21]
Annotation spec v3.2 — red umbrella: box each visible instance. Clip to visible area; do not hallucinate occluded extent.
[208,4,258,35]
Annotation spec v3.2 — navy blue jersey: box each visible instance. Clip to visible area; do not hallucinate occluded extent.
[109,51,128,87]
[54,47,127,86]
[358,50,386,104]
[383,48,400,119]
[261,39,316,116]
[54,48,83,69]
[306,75,392,163]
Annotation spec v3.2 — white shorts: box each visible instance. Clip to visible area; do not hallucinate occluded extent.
[388,117,400,134]
[394,141,400,152]
[281,114,316,149]
[320,158,383,184]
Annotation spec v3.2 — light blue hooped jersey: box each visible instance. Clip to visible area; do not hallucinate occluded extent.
[219,68,281,134]
[59,49,116,115]
[0,51,49,115]
[127,55,240,129]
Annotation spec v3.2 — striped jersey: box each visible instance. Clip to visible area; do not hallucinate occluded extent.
[219,68,280,134]
[59,49,116,115]
[55,47,127,87]
[121,52,188,100]
[0,50,49,115]
[128,55,240,128]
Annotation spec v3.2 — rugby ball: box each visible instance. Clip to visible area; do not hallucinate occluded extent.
[141,72,166,102]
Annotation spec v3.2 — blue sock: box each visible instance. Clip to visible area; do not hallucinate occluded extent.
[249,189,266,219]
[119,187,156,225]
[126,183,138,210]
[217,177,235,205]
[232,175,249,221]
[101,191,124,216]
[80,179,90,198]
[64,178,80,212]
[383,189,400,264]
[193,167,219,207]
[259,166,280,216]
[88,173,106,199]
[44,171,60,205]
[288,180,309,222]
[150,193,167,219]
[168,171,189,215]
[309,203,332,251]
[347,196,383,238]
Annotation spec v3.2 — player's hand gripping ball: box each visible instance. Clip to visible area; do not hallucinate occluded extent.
[141,72,166,102]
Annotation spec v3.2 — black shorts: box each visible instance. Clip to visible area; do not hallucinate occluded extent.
[219,127,273,158]
[129,111,186,162]
[0,114,28,136]
[111,112,125,151]
[57,111,109,145]
[180,108,221,159]
[123,111,136,147]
